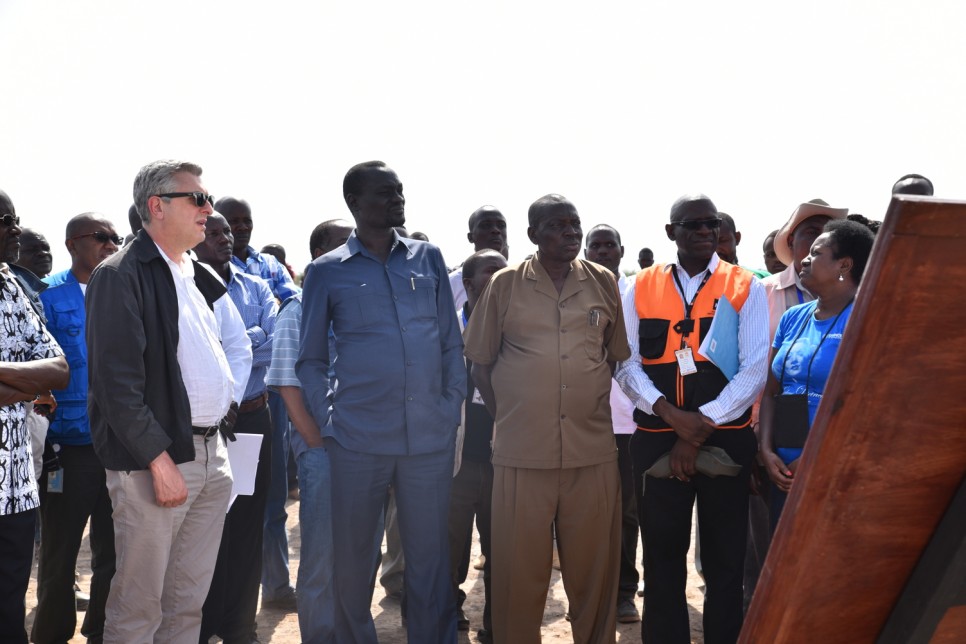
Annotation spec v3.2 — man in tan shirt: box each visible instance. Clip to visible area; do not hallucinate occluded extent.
[463,194,630,644]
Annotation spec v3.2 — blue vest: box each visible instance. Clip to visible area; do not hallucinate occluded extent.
[40,270,90,445]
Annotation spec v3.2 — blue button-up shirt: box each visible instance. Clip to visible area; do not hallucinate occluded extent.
[296,232,466,455]
[230,245,300,301]
[225,264,278,401]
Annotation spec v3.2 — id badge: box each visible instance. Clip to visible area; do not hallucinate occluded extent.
[675,347,698,375]
[47,469,64,494]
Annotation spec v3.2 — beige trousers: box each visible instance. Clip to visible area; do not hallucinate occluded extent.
[491,461,621,644]
[103,434,233,644]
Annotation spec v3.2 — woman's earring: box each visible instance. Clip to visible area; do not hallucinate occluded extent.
[838,274,844,282]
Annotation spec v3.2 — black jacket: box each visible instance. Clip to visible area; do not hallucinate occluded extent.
[86,230,227,470]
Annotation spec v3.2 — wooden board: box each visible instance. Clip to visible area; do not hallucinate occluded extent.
[739,196,966,643]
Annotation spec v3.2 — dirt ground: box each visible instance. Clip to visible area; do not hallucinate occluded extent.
[26,498,707,643]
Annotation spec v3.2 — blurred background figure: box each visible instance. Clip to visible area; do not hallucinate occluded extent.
[13,228,53,278]
[891,173,934,196]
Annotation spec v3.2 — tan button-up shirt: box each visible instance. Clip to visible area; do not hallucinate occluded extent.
[463,254,630,469]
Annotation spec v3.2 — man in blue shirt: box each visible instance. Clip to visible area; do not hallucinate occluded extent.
[34,212,121,644]
[194,212,279,643]
[215,195,299,609]
[297,161,466,643]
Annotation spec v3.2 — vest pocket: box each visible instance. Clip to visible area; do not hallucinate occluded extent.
[699,317,714,345]
[638,319,670,359]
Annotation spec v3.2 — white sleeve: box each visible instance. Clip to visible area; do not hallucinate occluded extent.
[614,281,666,416]
[215,294,253,403]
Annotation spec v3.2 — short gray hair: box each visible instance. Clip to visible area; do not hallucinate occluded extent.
[132,160,203,224]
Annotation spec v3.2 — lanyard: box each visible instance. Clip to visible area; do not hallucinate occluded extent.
[671,266,712,345]
[796,288,805,305]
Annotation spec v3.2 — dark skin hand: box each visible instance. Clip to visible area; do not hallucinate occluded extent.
[758,353,795,492]
[653,397,717,482]
[223,401,239,434]
[653,397,716,446]
[669,439,700,481]
[279,385,324,449]
[470,362,497,419]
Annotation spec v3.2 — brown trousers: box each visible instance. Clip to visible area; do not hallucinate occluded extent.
[491,461,620,644]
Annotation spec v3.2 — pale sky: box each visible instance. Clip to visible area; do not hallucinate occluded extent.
[2,0,963,275]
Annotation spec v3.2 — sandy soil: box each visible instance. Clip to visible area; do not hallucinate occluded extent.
[26,499,707,643]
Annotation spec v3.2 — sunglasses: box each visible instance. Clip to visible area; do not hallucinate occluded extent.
[156,192,215,207]
[71,231,124,245]
[0,214,21,227]
[672,218,722,231]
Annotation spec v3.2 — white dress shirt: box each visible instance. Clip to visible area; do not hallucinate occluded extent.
[610,273,638,435]
[157,248,252,426]
[615,254,769,425]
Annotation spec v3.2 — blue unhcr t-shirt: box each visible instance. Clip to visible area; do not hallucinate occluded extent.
[771,300,854,464]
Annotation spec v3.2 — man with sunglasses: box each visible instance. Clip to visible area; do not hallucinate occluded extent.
[86,160,252,643]
[615,195,769,644]
[32,213,120,644]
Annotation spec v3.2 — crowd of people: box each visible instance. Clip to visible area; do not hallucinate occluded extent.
[0,163,931,644]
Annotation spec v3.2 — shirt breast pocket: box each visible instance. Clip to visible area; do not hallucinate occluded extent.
[333,289,382,330]
[412,277,438,319]
[585,309,610,361]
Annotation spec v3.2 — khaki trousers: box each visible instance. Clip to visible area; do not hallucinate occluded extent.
[104,434,232,644]
[491,461,620,644]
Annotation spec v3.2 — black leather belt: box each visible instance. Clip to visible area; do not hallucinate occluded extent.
[191,424,221,439]
[192,409,233,440]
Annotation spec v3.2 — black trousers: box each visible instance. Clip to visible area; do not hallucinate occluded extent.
[199,403,273,643]
[33,443,115,644]
[0,509,36,644]
[447,459,493,631]
[630,427,757,644]
[615,434,641,602]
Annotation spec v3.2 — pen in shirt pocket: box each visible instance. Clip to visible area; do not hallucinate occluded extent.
[589,309,600,327]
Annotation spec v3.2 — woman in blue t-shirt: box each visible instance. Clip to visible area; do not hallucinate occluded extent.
[759,219,876,531]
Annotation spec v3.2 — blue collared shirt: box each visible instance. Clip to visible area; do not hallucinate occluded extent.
[296,231,466,455]
[225,264,278,401]
[230,246,300,301]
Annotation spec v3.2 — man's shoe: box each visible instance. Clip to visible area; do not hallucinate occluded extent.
[477,628,493,643]
[457,606,470,631]
[74,584,90,612]
[617,598,641,623]
[261,586,298,612]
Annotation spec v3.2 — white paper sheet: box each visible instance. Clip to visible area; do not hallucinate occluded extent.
[226,433,264,511]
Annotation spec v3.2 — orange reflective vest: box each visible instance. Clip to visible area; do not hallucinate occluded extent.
[633,262,754,432]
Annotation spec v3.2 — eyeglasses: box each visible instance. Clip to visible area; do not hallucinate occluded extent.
[672,218,722,231]
[70,231,124,245]
[0,214,21,227]
[156,192,215,207]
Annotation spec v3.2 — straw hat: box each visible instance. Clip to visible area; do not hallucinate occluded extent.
[774,199,848,266]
